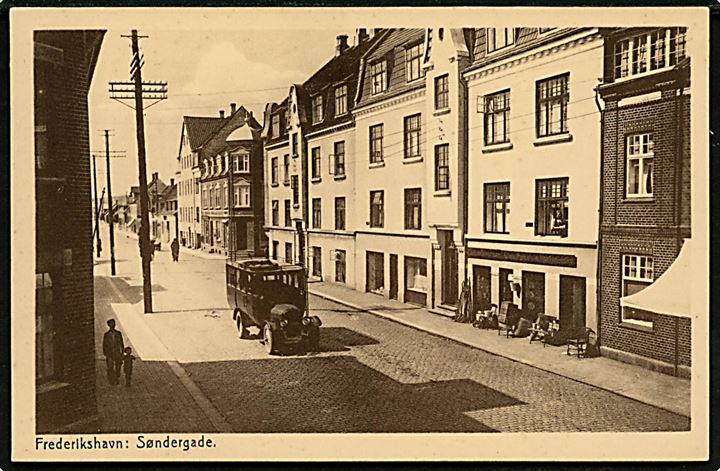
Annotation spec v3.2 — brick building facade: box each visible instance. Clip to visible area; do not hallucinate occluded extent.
[34,30,105,432]
[597,27,691,377]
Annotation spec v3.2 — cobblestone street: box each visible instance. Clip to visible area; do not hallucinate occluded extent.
[91,229,690,433]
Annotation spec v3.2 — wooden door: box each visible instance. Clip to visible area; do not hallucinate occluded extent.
[559,275,586,333]
[473,265,492,313]
[521,271,545,320]
[389,254,398,300]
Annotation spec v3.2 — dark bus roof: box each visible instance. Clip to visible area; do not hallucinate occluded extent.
[226,258,305,274]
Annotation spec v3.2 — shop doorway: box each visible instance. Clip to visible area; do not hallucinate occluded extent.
[559,275,586,333]
[439,230,458,306]
[522,271,545,320]
[366,251,384,294]
[472,265,492,313]
[389,254,398,300]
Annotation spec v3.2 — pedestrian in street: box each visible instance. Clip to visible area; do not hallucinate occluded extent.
[171,238,180,263]
[102,318,124,385]
[122,346,136,387]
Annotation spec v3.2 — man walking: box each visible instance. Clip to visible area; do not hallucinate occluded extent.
[102,318,124,385]
[171,238,180,262]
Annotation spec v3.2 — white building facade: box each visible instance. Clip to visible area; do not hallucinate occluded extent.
[464,28,603,334]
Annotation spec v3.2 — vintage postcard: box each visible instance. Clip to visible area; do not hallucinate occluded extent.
[10,6,710,461]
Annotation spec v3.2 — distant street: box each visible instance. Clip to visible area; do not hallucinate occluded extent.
[94,224,690,433]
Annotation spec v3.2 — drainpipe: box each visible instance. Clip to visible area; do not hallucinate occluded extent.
[594,83,605,349]
[672,84,685,376]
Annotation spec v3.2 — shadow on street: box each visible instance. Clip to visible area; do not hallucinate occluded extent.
[183,355,523,433]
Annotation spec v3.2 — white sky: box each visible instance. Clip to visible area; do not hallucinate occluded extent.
[89,27,350,197]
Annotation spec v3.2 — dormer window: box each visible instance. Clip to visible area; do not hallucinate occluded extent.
[371,60,387,95]
[406,42,423,82]
[312,95,324,124]
[271,114,280,137]
[335,85,347,116]
[487,28,516,53]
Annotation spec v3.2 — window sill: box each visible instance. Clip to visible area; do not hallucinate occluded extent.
[622,197,655,203]
[333,174,347,181]
[535,233,568,239]
[433,108,451,117]
[484,231,510,235]
[618,320,655,333]
[311,177,322,183]
[406,287,428,295]
[482,142,513,154]
[283,181,290,187]
[271,182,279,188]
[369,161,386,169]
[403,156,423,164]
[293,204,300,209]
[533,133,573,147]
[434,189,451,197]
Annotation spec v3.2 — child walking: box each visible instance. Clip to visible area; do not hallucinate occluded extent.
[122,346,136,387]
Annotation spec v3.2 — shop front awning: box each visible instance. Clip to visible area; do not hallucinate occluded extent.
[620,238,692,318]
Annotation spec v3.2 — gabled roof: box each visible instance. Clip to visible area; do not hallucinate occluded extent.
[183,116,229,151]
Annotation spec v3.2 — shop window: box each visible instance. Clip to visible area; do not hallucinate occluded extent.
[335,250,346,283]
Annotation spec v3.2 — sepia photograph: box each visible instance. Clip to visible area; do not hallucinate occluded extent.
[10,6,710,461]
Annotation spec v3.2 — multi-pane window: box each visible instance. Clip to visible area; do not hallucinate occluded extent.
[335,197,346,230]
[370,190,384,228]
[435,74,449,110]
[311,246,322,278]
[311,147,321,180]
[406,42,423,82]
[536,73,569,137]
[312,95,324,124]
[404,114,422,159]
[487,28,516,52]
[271,114,280,137]
[435,144,450,191]
[312,198,321,229]
[236,153,250,172]
[335,249,346,283]
[535,178,569,237]
[271,157,278,185]
[234,186,240,207]
[239,185,251,207]
[272,240,279,260]
[371,60,387,94]
[334,141,345,176]
[484,182,510,234]
[484,90,511,145]
[283,154,290,184]
[622,255,655,326]
[370,124,384,163]
[404,188,422,230]
[271,200,279,226]
[285,242,293,264]
[291,175,299,207]
[335,85,347,116]
[284,199,291,226]
[221,183,227,208]
[292,133,298,155]
[614,28,686,80]
[626,133,654,197]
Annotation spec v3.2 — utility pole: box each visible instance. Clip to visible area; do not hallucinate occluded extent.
[104,130,117,276]
[92,154,102,257]
[110,29,168,313]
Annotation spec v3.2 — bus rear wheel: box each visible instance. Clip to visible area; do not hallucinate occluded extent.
[236,311,248,339]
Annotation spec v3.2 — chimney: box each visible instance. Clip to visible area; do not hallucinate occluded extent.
[357,28,368,44]
[372,28,381,36]
[152,172,158,181]
[230,103,237,114]
[219,110,225,118]
[335,34,349,56]
[170,178,174,186]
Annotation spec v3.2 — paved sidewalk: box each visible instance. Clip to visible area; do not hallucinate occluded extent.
[308,281,691,418]
[94,269,231,433]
